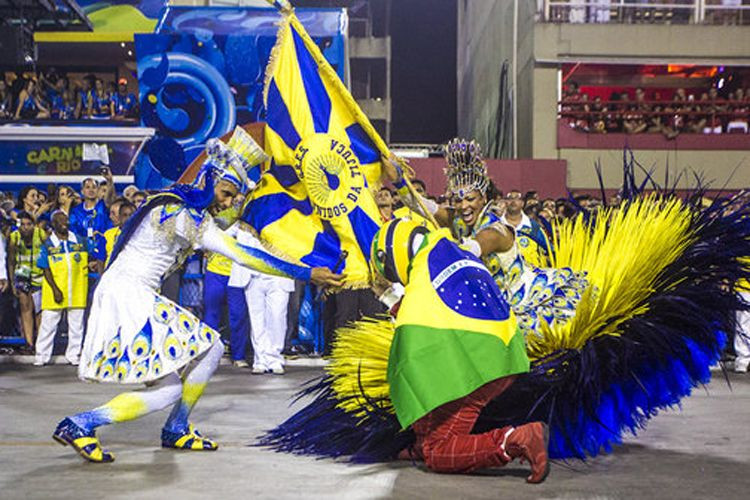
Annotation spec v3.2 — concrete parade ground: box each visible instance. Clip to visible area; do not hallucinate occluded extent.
[1,362,749,500]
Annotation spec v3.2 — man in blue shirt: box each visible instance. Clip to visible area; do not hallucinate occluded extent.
[69,167,114,269]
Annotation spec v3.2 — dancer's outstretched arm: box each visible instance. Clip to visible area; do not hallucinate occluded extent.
[199,218,345,287]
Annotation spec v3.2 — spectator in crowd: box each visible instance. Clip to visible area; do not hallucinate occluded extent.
[392,179,437,227]
[7,211,45,351]
[68,169,114,240]
[132,190,148,207]
[500,190,550,267]
[55,185,77,216]
[703,87,725,134]
[51,89,77,120]
[103,200,135,266]
[589,95,607,133]
[89,78,114,119]
[574,92,591,131]
[9,71,26,105]
[42,74,64,116]
[122,185,138,202]
[375,187,394,221]
[624,88,648,134]
[34,210,89,366]
[0,79,12,119]
[556,199,578,219]
[34,190,55,224]
[684,92,706,133]
[113,78,137,119]
[411,179,427,196]
[16,186,39,222]
[14,79,50,120]
[492,191,507,215]
[107,197,126,228]
[97,180,110,202]
[726,88,749,133]
[75,77,94,120]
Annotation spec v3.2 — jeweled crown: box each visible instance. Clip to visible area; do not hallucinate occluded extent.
[444,138,489,199]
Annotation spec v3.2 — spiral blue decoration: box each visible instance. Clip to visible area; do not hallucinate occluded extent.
[139,51,235,147]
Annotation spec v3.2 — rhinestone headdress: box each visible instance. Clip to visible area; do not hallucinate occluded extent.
[204,126,270,193]
[444,138,489,199]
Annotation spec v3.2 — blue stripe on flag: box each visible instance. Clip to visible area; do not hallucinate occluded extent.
[300,221,342,269]
[268,161,301,189]
[291,25,331,134]
[346,123,380,166]
[266,79,302,150]
[347,206,380,261]
[243,193,313,233]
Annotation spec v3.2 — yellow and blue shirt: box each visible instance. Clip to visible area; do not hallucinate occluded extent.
[37,232,88,310]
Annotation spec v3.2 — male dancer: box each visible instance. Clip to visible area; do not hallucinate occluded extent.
[53,128,343,462]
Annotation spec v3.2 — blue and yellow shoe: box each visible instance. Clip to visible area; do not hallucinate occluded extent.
[161,424,218,451]
[52,417,115,463]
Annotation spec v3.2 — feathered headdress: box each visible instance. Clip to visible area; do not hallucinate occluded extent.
[443,138,489,199]
[204,126,270,194]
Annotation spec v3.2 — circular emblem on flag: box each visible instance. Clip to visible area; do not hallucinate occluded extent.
[293,134,366,220]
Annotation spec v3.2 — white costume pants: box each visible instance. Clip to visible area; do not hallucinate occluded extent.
[735,291,750,372]
[35,308,84,365]
[246,277,291,371]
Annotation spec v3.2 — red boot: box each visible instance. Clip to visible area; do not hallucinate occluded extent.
[505,422,550,484]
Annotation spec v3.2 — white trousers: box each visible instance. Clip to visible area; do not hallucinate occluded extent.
[35,308,85,364]
[735,291,750,371]
[246,278,290,371]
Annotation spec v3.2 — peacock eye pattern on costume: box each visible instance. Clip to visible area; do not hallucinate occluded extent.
[106,329,122,359]
[134,357,150,381]
[82,294,220,384]
[163,327,183,361]
[154,298,176,325]
[131,320,153,359]
[116,348,131,381]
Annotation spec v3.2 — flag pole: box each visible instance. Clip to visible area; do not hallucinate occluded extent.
[265,0,441,229]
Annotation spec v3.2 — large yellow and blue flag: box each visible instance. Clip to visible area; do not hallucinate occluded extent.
[242,2,387,288]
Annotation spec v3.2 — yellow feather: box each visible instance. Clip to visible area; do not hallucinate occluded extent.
[325,196,696,411]
[526,195,694,360]
[327,317,396,417]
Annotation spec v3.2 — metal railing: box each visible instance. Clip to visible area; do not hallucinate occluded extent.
[558,98,750,133]
[542,1,750,25]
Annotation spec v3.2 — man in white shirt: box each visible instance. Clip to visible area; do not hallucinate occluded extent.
[229,222,294,374]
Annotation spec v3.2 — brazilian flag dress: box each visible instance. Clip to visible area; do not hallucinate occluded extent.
[388,229,529,428]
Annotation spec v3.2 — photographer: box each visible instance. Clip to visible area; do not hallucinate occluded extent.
[7,211,45,351]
